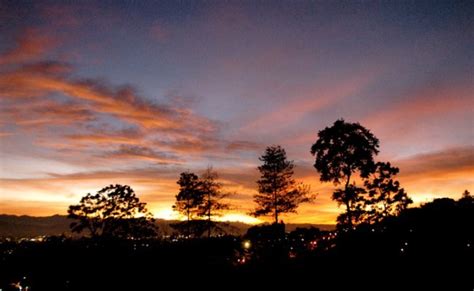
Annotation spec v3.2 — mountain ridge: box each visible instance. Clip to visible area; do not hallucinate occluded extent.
[0,214,335,238]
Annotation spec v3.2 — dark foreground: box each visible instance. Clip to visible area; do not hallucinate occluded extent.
[1,197,473,290]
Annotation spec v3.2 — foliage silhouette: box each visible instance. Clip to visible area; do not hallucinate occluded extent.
[252,145,313,224]
[362,161,412,223]
[67,184,157,239]
[172,171,204,237]
[197,167,230,238]
[172,169,231,237]
[334,193,473,260]
[332,184,367,226]
[246,223,286,241]
[461,189,471,200]
[243,223,289,265]
[310,119,379,228]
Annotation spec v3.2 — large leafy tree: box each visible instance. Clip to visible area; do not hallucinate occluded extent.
[68,184,157,239]
[172,171,205,236]
[197,167,229,238]
[310,119,379,228]
[252,145,312,224]
[362,162,412,223]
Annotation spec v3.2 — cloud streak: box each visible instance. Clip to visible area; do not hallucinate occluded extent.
[0,28,261,169]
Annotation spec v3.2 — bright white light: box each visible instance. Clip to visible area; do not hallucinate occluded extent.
[243,240,251,249]
[153,208,180,220]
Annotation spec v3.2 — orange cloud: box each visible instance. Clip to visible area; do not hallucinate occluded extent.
[2,73,189,129]
[0,28,56,65]
[2,98,95,129]
[394,146,474,199]
[0,29,259,169]
[104,145,181,164]
[65,129,144,146]
[225,141,262,152]
[397,146,474,177]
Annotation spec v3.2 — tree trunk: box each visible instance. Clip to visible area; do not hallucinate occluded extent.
[187,201,190,237]
[345,172,353,229]
[274,190,278,224]
[207,193,211,238]
[345,201,352,228]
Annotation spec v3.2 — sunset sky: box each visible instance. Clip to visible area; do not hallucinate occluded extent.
[0,1,473,224]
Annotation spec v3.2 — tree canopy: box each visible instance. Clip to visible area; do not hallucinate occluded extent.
[252,145,312,224]
[173,171,204,222]
[198,167,230,237]
[311,119,380,228]
[67,184,157,239]
[310,119,380,183]
[172,169,230,237]
[362,162,412,223]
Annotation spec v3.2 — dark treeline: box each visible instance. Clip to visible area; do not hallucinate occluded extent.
[1,119,472,289]
[1,195,472,289]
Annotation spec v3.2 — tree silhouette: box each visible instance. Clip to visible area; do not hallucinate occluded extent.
[310,119,379,229]
[67,184,157,239]
[172,171,204,236]
[197,167,230,238]
[362,162,412,223]
[461,189,471,199]
[252,145,312,224]
[459,189,473,206]
[333,184,367,226]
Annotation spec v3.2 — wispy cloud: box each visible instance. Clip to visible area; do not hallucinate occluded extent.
[0,28,56,65]
[239,71,377,135]
[364,80,473,136]
[0,28,259,174]
[104,145,181,164]
[397,146,474,180]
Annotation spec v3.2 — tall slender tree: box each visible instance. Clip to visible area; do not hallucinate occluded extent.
[252,145,312,224]
[172,171,204,236]
[197,167,229,238]
[310,119,379,229]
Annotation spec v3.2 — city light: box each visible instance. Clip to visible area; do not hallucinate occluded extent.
[243,240,251,249]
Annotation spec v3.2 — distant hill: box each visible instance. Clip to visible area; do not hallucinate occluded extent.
[0,214,334,238]
[0,215,73,238]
